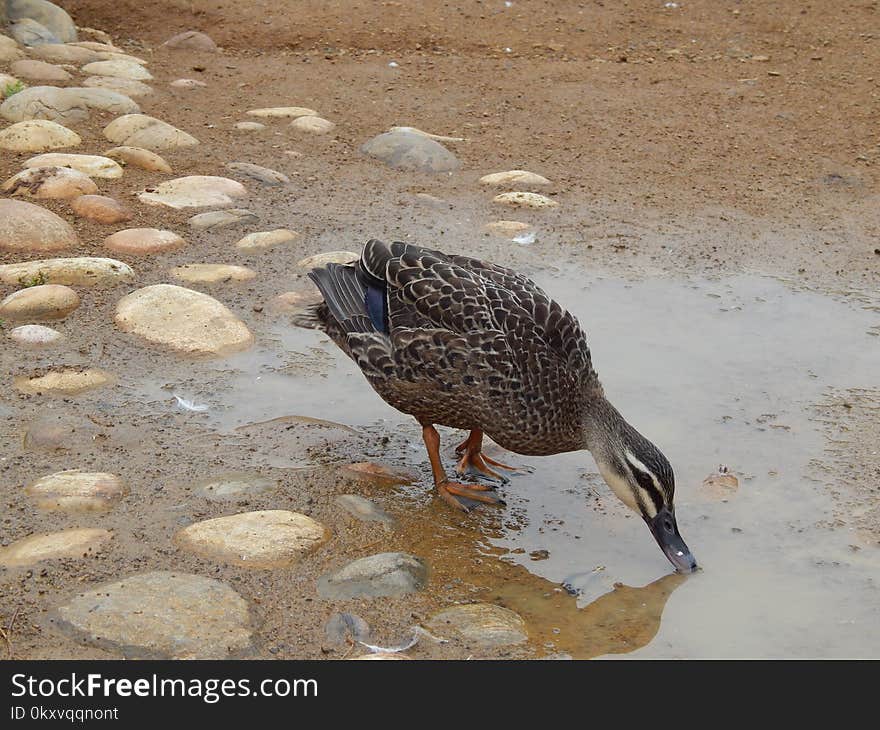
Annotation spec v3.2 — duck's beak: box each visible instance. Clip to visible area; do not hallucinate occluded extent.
[647,507,697,574]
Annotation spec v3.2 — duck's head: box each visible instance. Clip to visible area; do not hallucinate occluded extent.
[588,404,697,573]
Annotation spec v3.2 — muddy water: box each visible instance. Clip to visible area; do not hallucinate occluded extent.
[126,271,880,658]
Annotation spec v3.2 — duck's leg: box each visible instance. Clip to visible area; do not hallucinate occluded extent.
[422,425,505,512]
[454,429,517,483]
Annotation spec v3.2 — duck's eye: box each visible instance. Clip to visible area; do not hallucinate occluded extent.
[663,517,674,532]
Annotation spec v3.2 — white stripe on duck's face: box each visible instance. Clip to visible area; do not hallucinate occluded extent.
[597,460,640,513]
[624,449,663,519]
[596,451,665,519]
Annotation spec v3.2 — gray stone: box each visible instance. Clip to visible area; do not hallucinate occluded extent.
[9,0,78,43]
[52,571,254,659]
[193,472,277,501]
[335,494,395,527]
[317,552,427,599]
[324,612,371,645]
[0,86,140,124]
[361,130,460,173]
[427,603,528,647]
[9,18,58,46]
[225,162,289,186]
[188,208,258,230]
[163,31,217,52]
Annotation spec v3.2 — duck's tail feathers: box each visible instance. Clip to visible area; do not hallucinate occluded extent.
[306,263,374,334]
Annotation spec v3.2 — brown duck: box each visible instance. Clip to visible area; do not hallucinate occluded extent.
[297,239,697,572]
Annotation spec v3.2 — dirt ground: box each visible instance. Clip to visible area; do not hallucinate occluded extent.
[1,1,878,660]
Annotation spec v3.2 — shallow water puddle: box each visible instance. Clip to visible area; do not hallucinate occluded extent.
[129,273,879,657]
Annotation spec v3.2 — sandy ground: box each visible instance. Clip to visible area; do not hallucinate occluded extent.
[1,0,878,659]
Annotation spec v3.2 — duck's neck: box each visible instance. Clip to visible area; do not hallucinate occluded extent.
[581,394,630,462]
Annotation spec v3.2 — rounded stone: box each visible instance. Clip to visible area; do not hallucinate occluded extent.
[8,324,64,346]
[26,44,99,64]
[70,194,131,223]
[317,552,428,599]
[8,0,78,43]
[387,125,465,142]
[225,162,289,185]
[25,153,124,178]
[0,528,113,567]
[114,284,254,357]
[174,510,328,568]
[427,604,528,647]
[192,472,277,501]
[163,31,217,52]
[479,170,551,186]
[14,368,114,395]
[52,571,254,659]
[267,290,321,314]
[352,653,410,660]
[246,106,317,118]
[0,119,81,152]
[482,220,534,237]
[0,72,22,89]
[83,76,153,97]
[492,191,559,209]
[334,494,395,527]
[0,284,80,321]
[9,17,58,46]
[3,166,98,199]
[1,86,140,124]
[104,146,171,173]
[0,257,134,287]
[81,60,152,81]
[169,263,256,284]
[234,121,265,131]
[0,199,78,251]
[325,612,371,645]
[9,59,72,83]
[297,250,358,269]
[188,208,258,230]
[137,175,246,209]
[104,228,186,255]
[103,114,198,150]
[0,35,26,62]
[25,470,127,511]
[361,130,460,173]
[235,229,300,251]
[290,116,335,134]
[169,78,207,89]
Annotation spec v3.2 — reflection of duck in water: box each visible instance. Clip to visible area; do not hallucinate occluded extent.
[491,568,687,659]
[298,239,696,572]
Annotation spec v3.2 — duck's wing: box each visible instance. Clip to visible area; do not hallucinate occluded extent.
[363,240,594,378]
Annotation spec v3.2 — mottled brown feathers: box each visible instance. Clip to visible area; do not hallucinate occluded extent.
[302,239,601,455]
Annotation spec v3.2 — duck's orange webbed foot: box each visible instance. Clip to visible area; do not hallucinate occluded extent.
[422,424,506,513]
[438,480,506,512]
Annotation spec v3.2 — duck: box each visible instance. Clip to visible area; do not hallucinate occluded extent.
[296,239,697,573]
